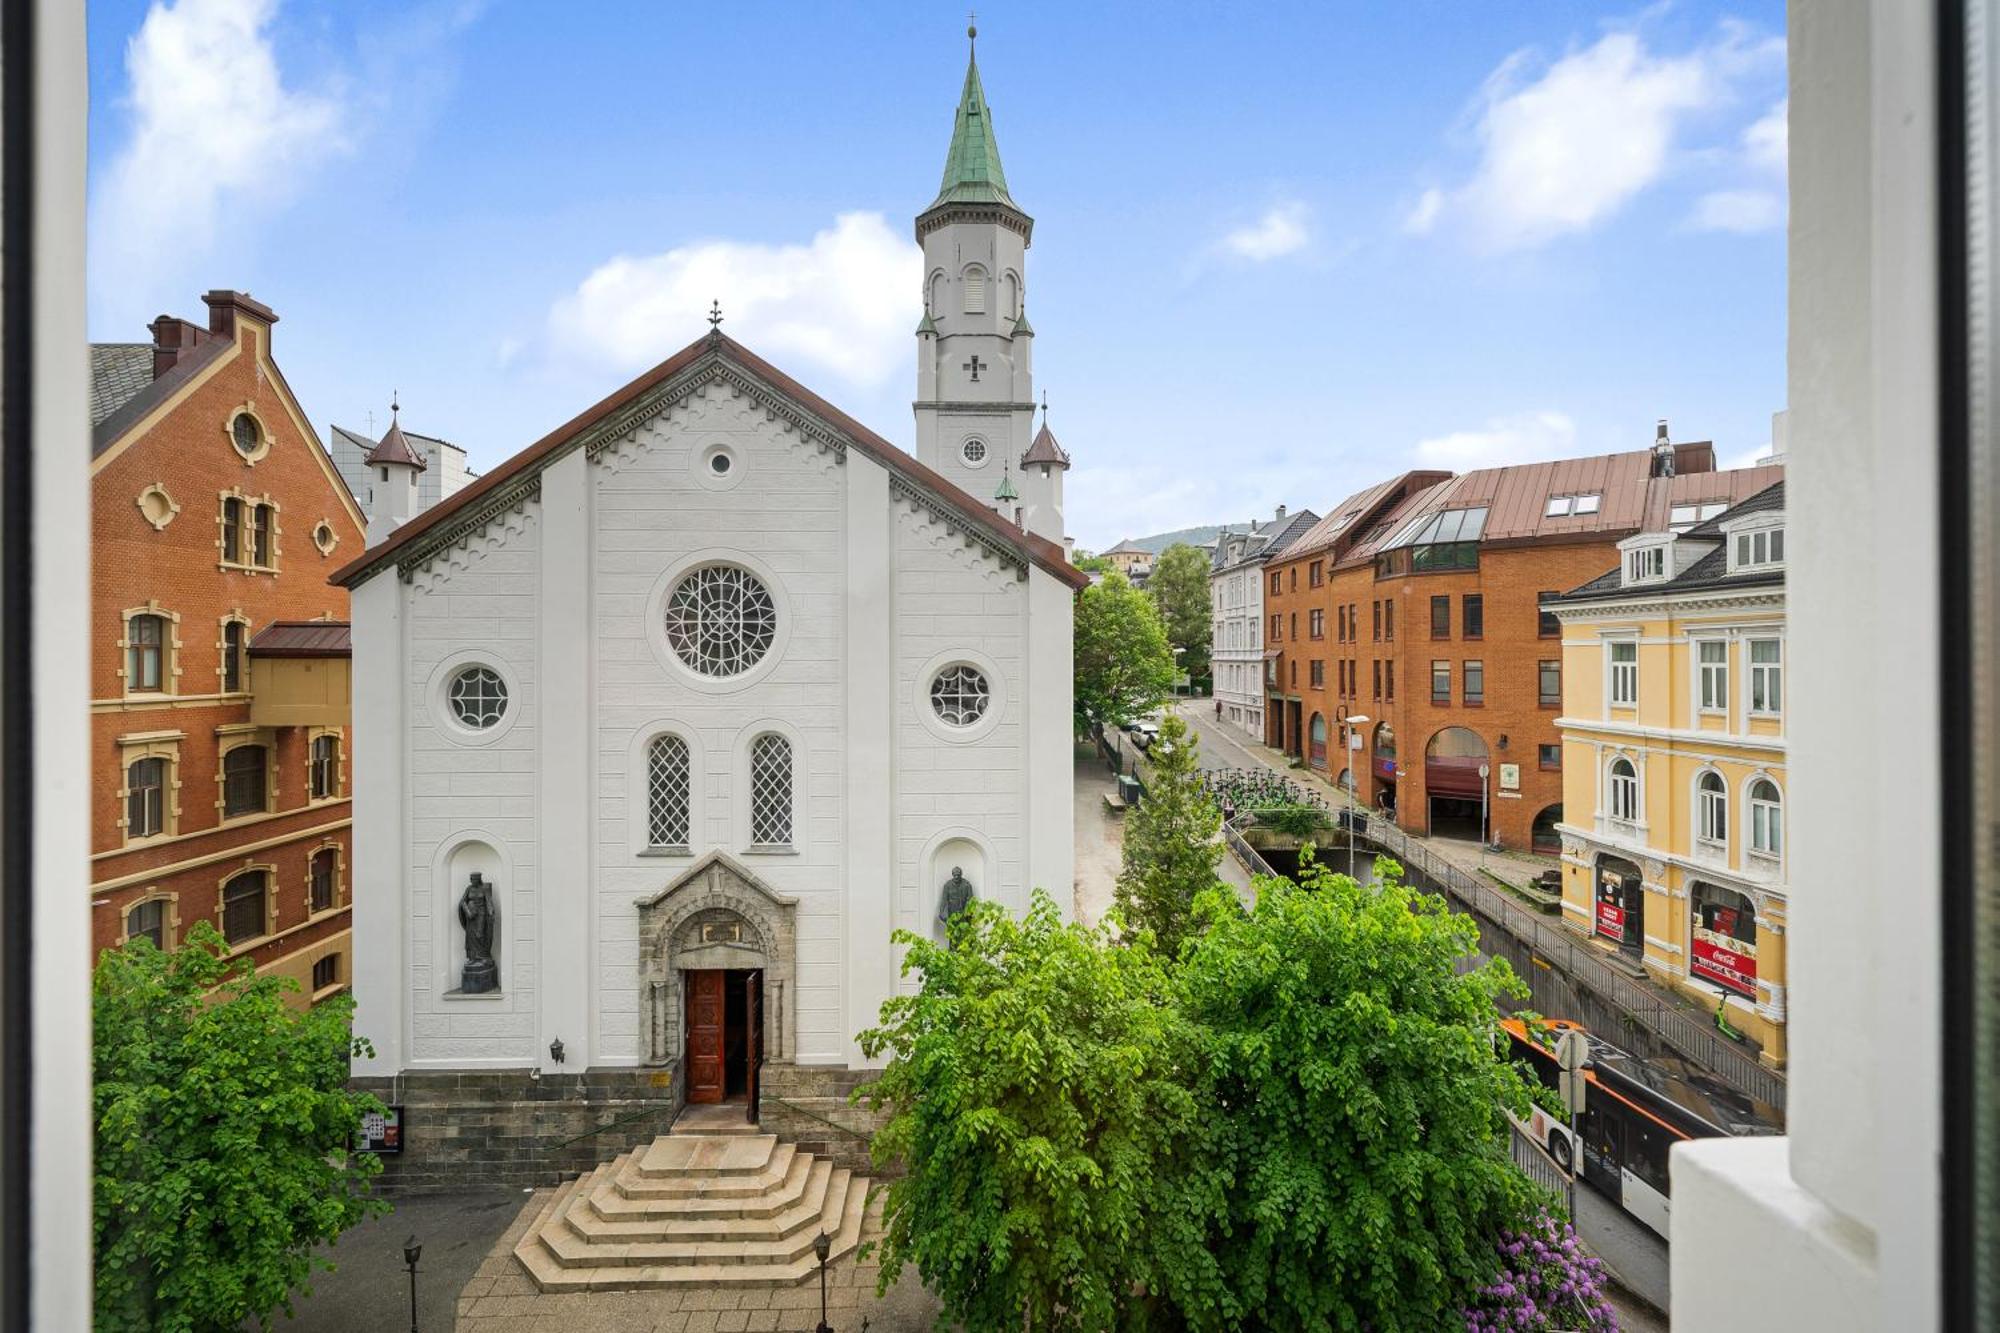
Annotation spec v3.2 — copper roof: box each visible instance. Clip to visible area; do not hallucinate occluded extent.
[1021,422,1069,467]
[247,620,352,657]
[1331,447,1783,569]
[1284,470,1453,561]
[330,333,1087,591]
[364,416,428,470]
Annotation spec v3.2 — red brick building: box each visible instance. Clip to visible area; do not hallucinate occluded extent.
[1265,431,1781,850]
[89,290,367,1000]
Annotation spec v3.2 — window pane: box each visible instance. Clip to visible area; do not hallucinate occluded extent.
[1431,596,1450,637]
[224,746,266,816]
[1464,661,1484,705]
[223,873,266,943]
[1463,595,1483,639]
[750,735,792,845]
[1546,495,1571,517]
[1573,494,1600,515]
[1431,660,1450,704]
[648,735,692,845]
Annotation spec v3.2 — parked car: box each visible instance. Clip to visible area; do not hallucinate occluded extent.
[1127,719,1161,750]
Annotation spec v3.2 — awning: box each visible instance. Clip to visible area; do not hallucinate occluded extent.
[1425,755,1487,798]
[248,620,351,658]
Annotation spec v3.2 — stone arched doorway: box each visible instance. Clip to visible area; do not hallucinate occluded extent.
[637,853,799,1103]
[1424,726,1490,840]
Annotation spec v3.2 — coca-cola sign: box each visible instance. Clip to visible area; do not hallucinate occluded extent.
[1691,926,1757,998]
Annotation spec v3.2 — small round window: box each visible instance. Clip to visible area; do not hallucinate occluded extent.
[447,666,508,729]
[960,438,988,467]
[230,412,263,457]
[709,452,732,476]
[312,521,337,555]
[664,565,777,678]
[930,664,991,727]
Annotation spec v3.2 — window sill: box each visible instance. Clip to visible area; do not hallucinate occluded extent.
[311,983,350,1004]
[1464,701,1485,709]
[1539,701,1561,710]
[441,987,507,1003]
[1746,709,1783,721]
[741,845,798,857]
[637,845,693,858]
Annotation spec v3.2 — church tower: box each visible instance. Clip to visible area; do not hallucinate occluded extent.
[914,23,1043,522]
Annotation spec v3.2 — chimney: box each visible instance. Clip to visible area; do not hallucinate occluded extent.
[1274,504,1287,521]
[1650,419,1676,478]
[147,315,209,380]
[202,289,278,339]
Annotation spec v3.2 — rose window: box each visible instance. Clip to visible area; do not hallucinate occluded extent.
[664,565,777,678]
[448,666,508,729]
[930,664,991,727]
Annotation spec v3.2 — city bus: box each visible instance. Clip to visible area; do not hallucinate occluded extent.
[1501,1016,1784,1238]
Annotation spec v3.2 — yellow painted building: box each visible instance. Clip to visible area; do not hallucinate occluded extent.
[1544,481,1788,1067]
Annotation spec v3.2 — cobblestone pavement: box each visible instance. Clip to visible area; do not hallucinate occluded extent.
[456,1189,941,1332]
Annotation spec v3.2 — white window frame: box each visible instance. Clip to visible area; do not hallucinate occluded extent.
[736,722,804,853]
[1748,637,1784,716]
[1747,775,1784,860]
[1607,755,1641,824]
[1695,768,1729,848]
[1696,638,1730,715]
[1722,512,1788,574]
[1608,639,1639,709]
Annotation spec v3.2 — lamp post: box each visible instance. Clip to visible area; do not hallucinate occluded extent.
[402,1236,422,1333]
[814,1231,833,1333]
[1343,713,1370,879]
[1478,762,1491,864]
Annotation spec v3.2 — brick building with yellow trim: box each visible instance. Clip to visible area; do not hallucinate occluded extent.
[90,291,367,1003]
[1544,481,1789,1066]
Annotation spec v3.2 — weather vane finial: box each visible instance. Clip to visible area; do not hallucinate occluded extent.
[1040,390,1048,422]
[708,300,723,333]
[390,390,399,419]
[968,10,977,42]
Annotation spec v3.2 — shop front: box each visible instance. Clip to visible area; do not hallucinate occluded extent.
[1594,854,1645,957]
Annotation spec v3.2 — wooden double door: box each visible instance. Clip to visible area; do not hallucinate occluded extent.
[684,968,763,1114]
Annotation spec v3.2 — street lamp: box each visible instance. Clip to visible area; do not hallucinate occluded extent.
[1477,762,1492,864]
[1343,714,1370,879]
[814,1231,833,1333]
[402,1236,422,1333]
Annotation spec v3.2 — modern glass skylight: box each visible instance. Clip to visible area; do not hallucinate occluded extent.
[1388,505,1488,549]
[1544,493,1601,517]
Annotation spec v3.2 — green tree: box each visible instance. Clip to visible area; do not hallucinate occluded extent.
[94,923,388,1332]
[1147,542,1214,686]
[856,893,1202,1333]
[1115,713,1225,959]
[1071,548,1112,575]
[1074,571,1176,733]
[1162,863,1541,1332]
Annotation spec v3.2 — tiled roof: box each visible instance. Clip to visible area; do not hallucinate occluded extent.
[1103,539,1151,556]
[330,333,1087,592]
[247,620,352,657]
[1549,482,1788,605]
[332,423,464,461]
[1021,422,1069,467]
[1211,508,1323,572]
[89,344,154,427]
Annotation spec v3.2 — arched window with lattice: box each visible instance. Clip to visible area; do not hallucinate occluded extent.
[647,734,692,848]
[749,733,792,847]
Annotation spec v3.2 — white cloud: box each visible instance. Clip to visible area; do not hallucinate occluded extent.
[1690,97,1787,233]
[1412,410,1579,471]
[1689,189,1783,233]
[91,0,343,306]
[1404,188,1444,235]
[1417,26,1782,250]
[547,212,920,388]
[1221,202,1310,261]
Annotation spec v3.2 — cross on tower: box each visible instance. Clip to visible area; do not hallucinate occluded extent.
[963,355,986,382]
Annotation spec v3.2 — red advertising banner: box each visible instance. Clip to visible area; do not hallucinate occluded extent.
[1596,899,1625,942]
[1690,927,1757,998]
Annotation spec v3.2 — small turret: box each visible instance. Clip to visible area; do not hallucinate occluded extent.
[365,396,427,546]
[1016,394,1069,541]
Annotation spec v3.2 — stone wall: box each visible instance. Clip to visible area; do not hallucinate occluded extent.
[351,1061,891,1194]
[351,1066,681,1195]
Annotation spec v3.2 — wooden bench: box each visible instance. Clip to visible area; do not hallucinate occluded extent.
[1101,792,1128,815]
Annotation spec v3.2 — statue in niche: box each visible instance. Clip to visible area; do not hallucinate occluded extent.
[458,872,500,993]
[936,866,975,934]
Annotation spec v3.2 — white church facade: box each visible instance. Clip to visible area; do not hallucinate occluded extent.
[337,41,1079,1112]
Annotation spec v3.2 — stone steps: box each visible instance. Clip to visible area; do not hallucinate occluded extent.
[513,1131,873,1290]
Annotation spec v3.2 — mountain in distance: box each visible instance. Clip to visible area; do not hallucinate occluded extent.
[1107,524,1227,555]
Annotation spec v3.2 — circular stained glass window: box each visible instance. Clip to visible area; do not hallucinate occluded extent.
[961,438,988,466]
[231,412,262,457]
[930,664,990,727]
[448,666,508,729]
[664,565,777,678]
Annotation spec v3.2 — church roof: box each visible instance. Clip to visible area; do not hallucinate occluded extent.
[329,332,1088,591]
[930,46,1017,211]
[364,413,428,470]
[1021,422,1069,468]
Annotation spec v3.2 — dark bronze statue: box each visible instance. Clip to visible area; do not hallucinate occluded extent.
[936,865,975,931]
[459,872,499,994]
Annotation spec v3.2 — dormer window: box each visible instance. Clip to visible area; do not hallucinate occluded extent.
[1625,544,1668,584]
[1544,493,1602,517]
[1732,525,1786,571]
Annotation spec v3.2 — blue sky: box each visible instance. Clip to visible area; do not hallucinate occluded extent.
[86,0,1787,551]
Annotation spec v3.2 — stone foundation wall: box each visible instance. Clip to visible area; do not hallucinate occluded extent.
[755,1063,886,1174]
[350,1061,891,1193]
[351,1065,683,1195]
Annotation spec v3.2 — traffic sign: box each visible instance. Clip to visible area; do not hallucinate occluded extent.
[1555,1030,1589,1120]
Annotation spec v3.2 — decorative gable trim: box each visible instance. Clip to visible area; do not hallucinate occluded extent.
[891,475,1028,581]
[582,353,846,469]
[400,476,542,585]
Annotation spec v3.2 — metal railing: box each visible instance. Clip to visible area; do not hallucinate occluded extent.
[1358,815,1787,1111]
[1221,813,1280,880]
[1507,1119,1575,1214]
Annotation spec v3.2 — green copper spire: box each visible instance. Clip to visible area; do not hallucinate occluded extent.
[930,24,1018,211]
